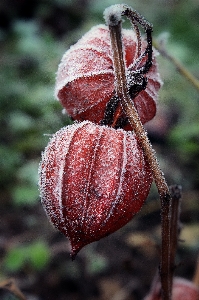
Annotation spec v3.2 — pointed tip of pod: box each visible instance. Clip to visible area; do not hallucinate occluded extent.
[70,241,87,260]
[70,251,77,261]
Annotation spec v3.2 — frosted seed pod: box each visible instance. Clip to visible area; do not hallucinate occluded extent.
[39,121,152,258]
[55,25,162,128]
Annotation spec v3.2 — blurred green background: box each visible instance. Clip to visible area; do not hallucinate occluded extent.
[0,0,199,299]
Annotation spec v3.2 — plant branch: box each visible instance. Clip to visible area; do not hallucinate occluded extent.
[169,185,182,289]
[0,278,27,300]
[104,4,173,300]
[145,185,182,299]
[153,39,199,93]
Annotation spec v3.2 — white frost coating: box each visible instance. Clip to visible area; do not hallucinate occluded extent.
[39,120,91,233]
[40,127,64,229]
[55,70,114,95]
[54,27,116,97]
[149,70,163,87]
[103,130,127,224]
[126,131,138,156]
[122,28,137,40]
[82,125,104,221]
[103,4,124,26]
[74,25,110,47]
[61,44,111,61]
[147,85,157,99]
[55,125,82,231]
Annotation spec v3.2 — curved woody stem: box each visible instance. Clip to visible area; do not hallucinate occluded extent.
[104,4,173,300]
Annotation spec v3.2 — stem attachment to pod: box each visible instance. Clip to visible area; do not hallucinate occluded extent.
[104,4,173,300]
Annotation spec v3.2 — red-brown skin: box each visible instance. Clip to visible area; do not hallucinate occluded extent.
[39,121,152,257]
[144,277,199,300]
[55,25,162,128]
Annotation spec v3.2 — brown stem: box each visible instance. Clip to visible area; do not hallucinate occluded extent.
[111,105,122,128]
[147,185,182,298]
[153,39,199,93]
[104,5,172,300]
[107,22,169,198]
[0,278,27,300]
[169,185,182,278]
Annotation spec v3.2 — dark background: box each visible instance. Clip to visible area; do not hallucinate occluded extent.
[0,0,199,299]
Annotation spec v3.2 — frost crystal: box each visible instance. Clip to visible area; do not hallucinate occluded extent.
[103,5,123,26]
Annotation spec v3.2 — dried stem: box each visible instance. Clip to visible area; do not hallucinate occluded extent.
[0,278,27,300]
[146,185,182,298]
[153,39,199,93]
[104,4,173,300]
[169,185,182,287]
